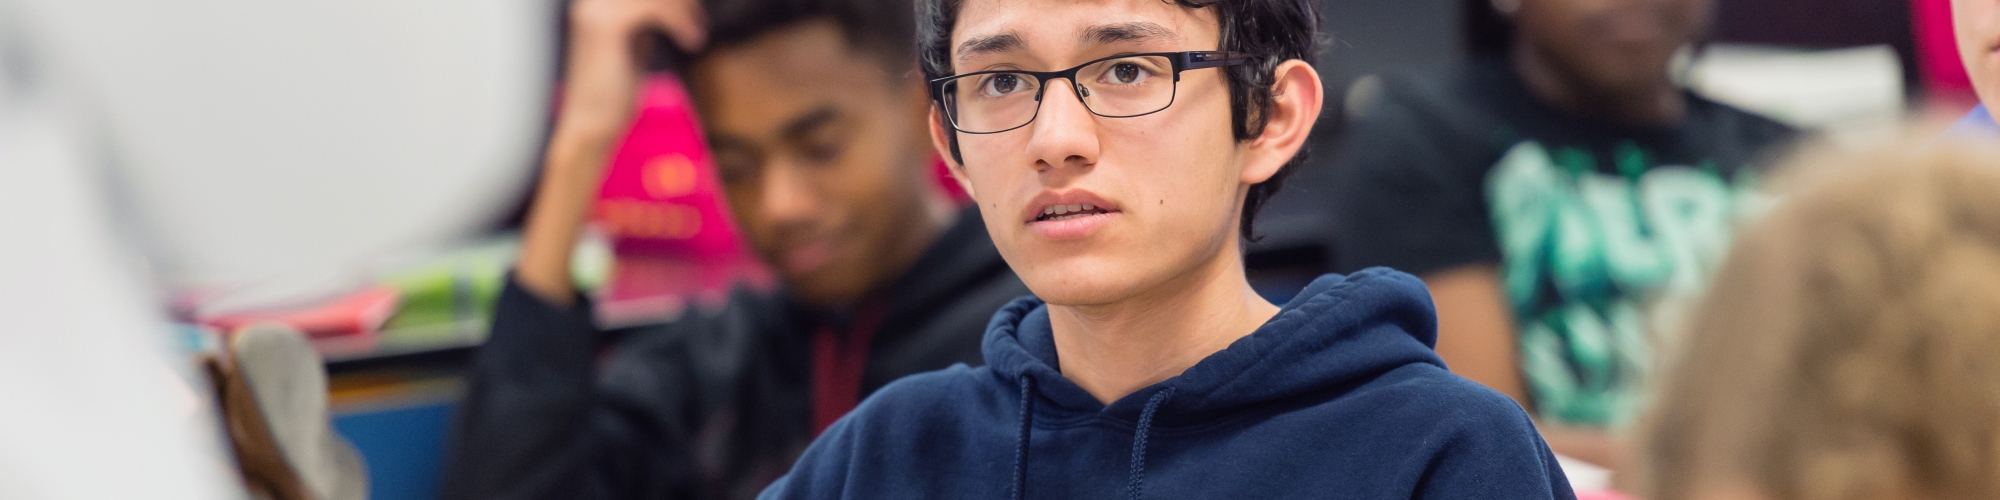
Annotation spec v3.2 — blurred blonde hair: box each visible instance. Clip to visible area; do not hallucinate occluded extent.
[1632,137,2000,500]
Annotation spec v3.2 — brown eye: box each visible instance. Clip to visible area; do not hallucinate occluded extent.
[713,150,761,185]
[799,137,844,165]
[1112,63,1140,84]
[986,74,1021,95]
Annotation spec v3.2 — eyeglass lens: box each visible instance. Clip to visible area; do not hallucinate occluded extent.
[943,55,1177,133]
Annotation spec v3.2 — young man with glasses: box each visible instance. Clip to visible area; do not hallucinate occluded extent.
[754,0,1575,498]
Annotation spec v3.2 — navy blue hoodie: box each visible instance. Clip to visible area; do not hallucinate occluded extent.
[758,268,1575,499]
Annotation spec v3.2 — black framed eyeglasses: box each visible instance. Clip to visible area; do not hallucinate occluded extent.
[930,51,1254,134]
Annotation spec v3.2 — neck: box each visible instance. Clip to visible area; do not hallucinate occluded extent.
[1512,42,1686,126]
[1048,238,1280,405]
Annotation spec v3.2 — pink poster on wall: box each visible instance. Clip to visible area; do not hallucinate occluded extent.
[592,74,772,325]
[1914,0,1978,107]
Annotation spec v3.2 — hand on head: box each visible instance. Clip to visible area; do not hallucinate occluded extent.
[560,0,710,139]
[516,0,710,304]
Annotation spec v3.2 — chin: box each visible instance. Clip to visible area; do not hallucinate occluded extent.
[783,278,850,307]
[782,260,872,307]
[1011,253,1152,307]
[999,219,1235,307]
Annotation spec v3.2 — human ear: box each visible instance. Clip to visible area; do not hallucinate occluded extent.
[929,105,977,198]
[1240,59,1324,186]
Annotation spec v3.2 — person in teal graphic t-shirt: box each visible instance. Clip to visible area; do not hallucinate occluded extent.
[1328,0,1795,468]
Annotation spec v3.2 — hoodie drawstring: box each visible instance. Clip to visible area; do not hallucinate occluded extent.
[1012,375,1036,500]
[1011,379,1175,500]
[1127,387,1175,500]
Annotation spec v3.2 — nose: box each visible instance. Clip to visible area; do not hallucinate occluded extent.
[757,157,819,228]
[1024,78,1101,174]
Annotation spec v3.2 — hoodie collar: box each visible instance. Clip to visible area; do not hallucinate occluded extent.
[983,268,1445,425]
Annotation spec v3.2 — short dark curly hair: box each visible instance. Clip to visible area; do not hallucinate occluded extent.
[700,0,916,68]
[918,0,1322,241]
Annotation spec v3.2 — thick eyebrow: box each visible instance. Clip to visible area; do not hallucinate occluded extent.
[1080,21,1180,47]
[781,106,842,140]
[956,31,1026,63]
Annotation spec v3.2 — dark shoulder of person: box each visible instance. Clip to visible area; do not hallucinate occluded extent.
[1343,63,1520,173]
[596,286,812,499]
[602,286,793,344]
[600,285,803,407]
[867,207,1028,384]
[1326,63,1522,276]
[1677,92,1800,175]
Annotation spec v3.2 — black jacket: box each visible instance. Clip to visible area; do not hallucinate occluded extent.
[441,207,1027,499]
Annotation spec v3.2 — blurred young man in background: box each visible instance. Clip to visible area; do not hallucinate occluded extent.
[756,0,1573,498]
[441,0,1026,497]
[1329,0,1794,467]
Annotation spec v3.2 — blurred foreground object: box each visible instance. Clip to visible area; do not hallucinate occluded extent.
[209,324,368,500]
[0,37,241,499]
[1633,137,2000,500]
[2,0,553,497]
[210,324,368,500]
[15,0,554,311]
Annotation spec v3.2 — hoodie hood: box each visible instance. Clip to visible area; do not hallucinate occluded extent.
[981,267,1444,423]
[757,267,1573,500]
[979,268,1450,500]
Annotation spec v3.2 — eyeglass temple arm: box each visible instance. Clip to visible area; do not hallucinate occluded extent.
[1183,51,1254,70]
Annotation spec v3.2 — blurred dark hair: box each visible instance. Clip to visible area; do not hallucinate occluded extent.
[918,0,1323,241]
[688,0,917,69]
[1460,0,1511,57]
